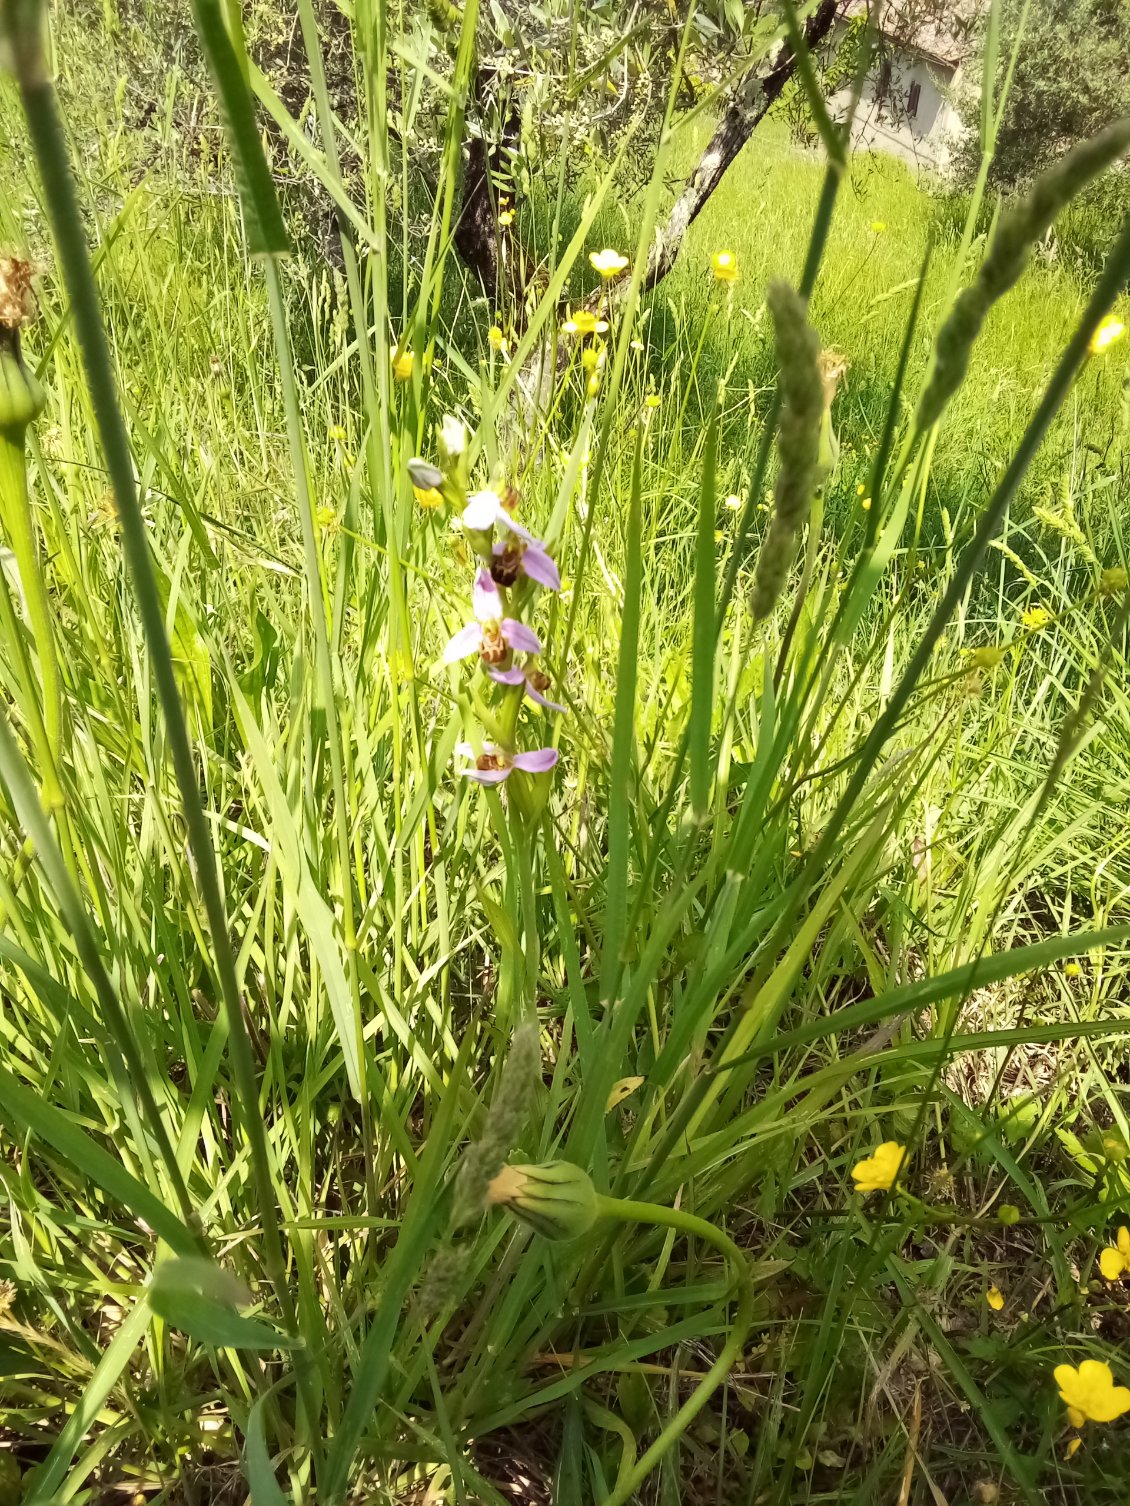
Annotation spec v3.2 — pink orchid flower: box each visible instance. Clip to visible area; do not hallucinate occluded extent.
[443,570,542,665]
[463,489,561,592]
[455,741,559,785]
[488,664,566,712]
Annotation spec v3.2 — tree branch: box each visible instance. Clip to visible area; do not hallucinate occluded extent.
[638,0,841,296]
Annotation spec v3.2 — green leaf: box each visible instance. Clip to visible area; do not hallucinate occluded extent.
[244,1395,290,1506]
[0,1063,199,1258]
[689,389,718,821]
[149,1258,298,1351]
[187,0,289,257]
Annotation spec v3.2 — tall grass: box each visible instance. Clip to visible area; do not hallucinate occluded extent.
[0,3,1129,1504]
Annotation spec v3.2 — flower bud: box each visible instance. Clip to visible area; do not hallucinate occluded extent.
[407,457,443,490]
[486,1160,600,1241]
[0,336,45,436]
[438,414,467,464]
[0,259,44,438]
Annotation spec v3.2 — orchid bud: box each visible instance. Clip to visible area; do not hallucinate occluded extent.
[486,1161,600,1241]
[407,457,443,491]
[438,413,467,463]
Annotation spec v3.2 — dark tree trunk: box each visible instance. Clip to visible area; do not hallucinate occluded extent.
[453,69,528,308]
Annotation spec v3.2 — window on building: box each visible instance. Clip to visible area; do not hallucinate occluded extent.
[907,79,921,118]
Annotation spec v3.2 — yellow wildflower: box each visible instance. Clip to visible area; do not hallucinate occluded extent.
[860,496,871,511]
[315,505,338,532]
[851,1141,906,1194]
[488,325,508,353]
[1099,1227,1130,1282]
[1022,605,1051,631]
[987,1286,1005,1311]
[711,249,738,283]
[589,248,629,278]
[562,309,609,337]
[968,646,1007,670]
[1065,1436,1082,1460]
[414,485,443,509]
[1064,961,1082,979]
[1054,1360,1130,1427]
[856,482,866,495]
[498,208,515,227]
[724,493,743,511]
[581,346,601,374]
[644,393,661,408]
[1090,314,1125,356]
[329,424,347,442]
[870,220,887,233]
[392,348,414,382]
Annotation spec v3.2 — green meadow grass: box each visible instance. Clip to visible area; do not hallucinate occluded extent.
[0,4,1129,1505]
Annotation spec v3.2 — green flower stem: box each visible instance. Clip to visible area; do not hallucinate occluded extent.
[0,424,66,813]
[512,806,539,1018]
[593,1194,754,1506]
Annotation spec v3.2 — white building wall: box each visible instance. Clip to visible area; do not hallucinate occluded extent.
[825,27,965,172]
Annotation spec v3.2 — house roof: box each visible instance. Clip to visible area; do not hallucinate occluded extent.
[842,0,981,68]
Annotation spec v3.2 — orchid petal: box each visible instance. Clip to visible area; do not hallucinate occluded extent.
[494,512,535,543]
[442,622,482,663]
[454,741,477,759]
[474,571,505,621]
[463,490,503,532]
[461,764,512,784]
[503,619,542,654]
[524,682,567,712]
[488,666,527,685]
[520,543,561,591]
[511,747,558,773]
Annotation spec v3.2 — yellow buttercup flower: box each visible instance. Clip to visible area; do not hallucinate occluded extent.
[1065,1436,1082,1460]
[413,485,443,509]
[1090,314,1126,356]
[562,309,609,337]
[1064,961,1082,978]
[870,220,886,233]
[987,1286,1005,1311]
[711,249,738,283]
[851,1141,906,1194]
[488,325,507,353]
[392,347,414,382]
[644,393,661,408]
[1022,605,1051,631]
[498,208,515,227]
[968,646,1007,670]
[1054,1360,1130,1427]
[1100,1227,1130,1282]
[589,248,629,278]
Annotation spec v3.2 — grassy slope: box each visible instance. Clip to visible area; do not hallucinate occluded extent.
[0,11,1129,1505]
